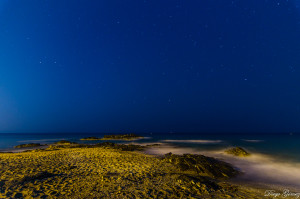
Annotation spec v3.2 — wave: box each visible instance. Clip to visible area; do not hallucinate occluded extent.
[145,145,300,191]
[162,139,222,144]
[218,152,300,191]
[242,139,264,143]
[142,137,152,139]
[145,145,203,155]
[17,139,64,143]
[128,142,164,146]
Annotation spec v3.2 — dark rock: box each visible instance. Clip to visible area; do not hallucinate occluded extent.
[163,153,239,179]
[94,142,145,151]
[225,147,250,157]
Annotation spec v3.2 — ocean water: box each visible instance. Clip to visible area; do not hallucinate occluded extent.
[0,132,299,161]
[1,132,300,190]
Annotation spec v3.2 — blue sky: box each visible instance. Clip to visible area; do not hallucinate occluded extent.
[0,0,300,133]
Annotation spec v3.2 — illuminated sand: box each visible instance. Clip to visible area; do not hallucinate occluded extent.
[0,146,268,198]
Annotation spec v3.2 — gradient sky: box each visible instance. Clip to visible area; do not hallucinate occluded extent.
[0,0,300,133]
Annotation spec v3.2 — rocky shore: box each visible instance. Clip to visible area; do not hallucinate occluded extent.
[0,142,268,198]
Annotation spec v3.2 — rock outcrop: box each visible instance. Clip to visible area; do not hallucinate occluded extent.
[225,147,250,157]
[163,153,239,179]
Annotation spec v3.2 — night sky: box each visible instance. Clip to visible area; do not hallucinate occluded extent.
[0,0,300,133]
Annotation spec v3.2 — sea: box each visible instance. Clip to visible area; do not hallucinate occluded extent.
[0,132,300,191]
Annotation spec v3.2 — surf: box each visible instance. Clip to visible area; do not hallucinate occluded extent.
[145,144,300,191]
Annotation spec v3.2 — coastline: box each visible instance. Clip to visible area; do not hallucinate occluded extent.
[144,144,300,192]
[0,145,49,153]
[0,143,269,198]
[3,141,300,191]
[1,135,300,198]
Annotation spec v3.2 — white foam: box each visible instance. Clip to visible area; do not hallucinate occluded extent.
[127,142,164,146]
[17,138,64,143]
[145,145,202,155]
[218,152,300,191]
[162,139,222,144]
[145,145,300,191]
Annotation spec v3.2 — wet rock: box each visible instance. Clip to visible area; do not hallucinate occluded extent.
[225,147,250,157]
[163,153,239,179]
[80,137,101,140]
[95,142,145,151]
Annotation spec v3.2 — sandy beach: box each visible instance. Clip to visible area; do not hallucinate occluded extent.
[0,143,269,199]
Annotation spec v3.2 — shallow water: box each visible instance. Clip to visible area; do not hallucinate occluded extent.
[145,144,300,191]
[1,132,299,160]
